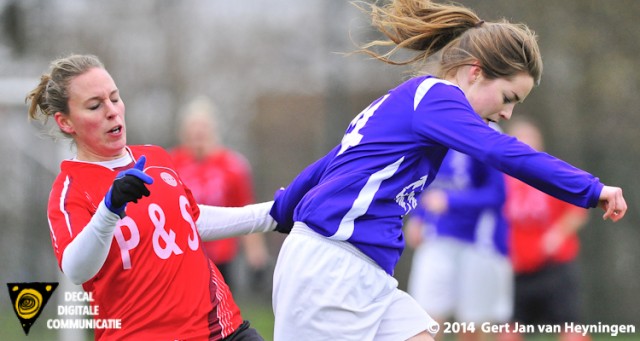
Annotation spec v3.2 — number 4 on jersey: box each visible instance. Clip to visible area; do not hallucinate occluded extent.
[338,95,389,155]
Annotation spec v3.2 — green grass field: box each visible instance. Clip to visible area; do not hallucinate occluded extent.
[236,298,275,341]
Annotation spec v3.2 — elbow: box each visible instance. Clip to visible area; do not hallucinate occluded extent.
[60,252,90,285]
[62,268,88,286]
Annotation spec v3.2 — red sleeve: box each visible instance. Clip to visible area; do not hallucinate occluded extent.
[47,173,97,269]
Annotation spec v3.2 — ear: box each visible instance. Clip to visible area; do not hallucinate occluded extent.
[54,112,75,135]
[468,61,483,83]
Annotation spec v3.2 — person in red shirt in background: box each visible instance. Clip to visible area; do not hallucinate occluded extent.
[503,118,591,341]
[171,96,270,291]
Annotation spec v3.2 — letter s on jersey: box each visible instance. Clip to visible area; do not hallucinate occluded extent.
[113,195,200,270]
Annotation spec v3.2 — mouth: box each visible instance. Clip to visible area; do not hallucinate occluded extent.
[108,125,123,134]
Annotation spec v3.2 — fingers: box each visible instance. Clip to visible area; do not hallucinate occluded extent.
[601,187,627,222]
[127,169,154,184]
[603,209,625,222]
[134,155,146,171]
[106,156,154,216]
[125,156,154,184]
[120,176,151,202]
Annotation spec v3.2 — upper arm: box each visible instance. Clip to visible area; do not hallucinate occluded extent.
[48,177,94,268]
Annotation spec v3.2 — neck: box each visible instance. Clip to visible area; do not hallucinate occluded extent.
[76,148,127,162]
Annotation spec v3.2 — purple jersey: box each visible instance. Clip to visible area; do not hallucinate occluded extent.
[272,75,602,275]
[411,148,509,256]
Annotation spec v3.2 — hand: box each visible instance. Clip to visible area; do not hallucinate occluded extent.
[598,185,627,222]
[105,156,154,218]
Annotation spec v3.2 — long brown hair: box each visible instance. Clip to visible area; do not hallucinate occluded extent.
[356,0,542,84]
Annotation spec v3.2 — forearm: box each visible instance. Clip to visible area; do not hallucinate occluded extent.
[196,201,276,241]
[270,145,339,231]
[61,201,120,285]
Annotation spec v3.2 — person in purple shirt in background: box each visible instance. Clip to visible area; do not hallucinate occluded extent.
[405,124,512,341]
[268,1,627,340]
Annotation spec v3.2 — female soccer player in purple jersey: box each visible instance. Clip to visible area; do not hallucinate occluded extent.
[269,0,627,340]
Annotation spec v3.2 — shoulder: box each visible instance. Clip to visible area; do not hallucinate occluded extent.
[129,144,171,161]
[50,160,111,211]
[50,165,73,197]
[397,75,462,95]
[56,159,109,186]
[392,75,468,113]
[129,144,167,154]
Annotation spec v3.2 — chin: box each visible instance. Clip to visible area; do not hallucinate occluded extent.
[109,143,127,156]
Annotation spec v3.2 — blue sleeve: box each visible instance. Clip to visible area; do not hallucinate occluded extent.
[446,161,505,211]
[414,83,602,208]
[269,146,340,233]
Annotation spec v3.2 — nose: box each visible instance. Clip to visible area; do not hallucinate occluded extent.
[500,107,514,121]
[105,101,119,119]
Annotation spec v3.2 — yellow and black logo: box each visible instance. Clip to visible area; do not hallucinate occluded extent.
[6,282,58,335]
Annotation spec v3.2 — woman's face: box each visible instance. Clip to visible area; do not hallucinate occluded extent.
[460,67,534,124]
[55,67,127,161]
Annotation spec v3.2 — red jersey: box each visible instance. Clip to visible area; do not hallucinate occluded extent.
[504,175,587,274]
[170,147,255,264]
[47,145,242,340]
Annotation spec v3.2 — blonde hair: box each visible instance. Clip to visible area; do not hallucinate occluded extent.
[178,96,221,146]
[357,0,542,84]
[26,54,104,137]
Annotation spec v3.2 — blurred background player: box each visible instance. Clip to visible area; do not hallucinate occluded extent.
[503,118,591,341]
[171,96,270,292]
[406,124,512,341]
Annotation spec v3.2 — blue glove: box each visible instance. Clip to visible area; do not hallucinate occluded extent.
[105,156,154,218]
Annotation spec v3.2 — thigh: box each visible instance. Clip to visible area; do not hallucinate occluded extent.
[375,289,440,341]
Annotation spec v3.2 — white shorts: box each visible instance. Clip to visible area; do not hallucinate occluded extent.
[273,223,439,341]
[407,237,513,323]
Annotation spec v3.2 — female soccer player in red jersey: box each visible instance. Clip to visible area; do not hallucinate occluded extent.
[27,54,273,341]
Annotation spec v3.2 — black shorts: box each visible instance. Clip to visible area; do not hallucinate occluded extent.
[222,320,264,341]
[513,261,582,325]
